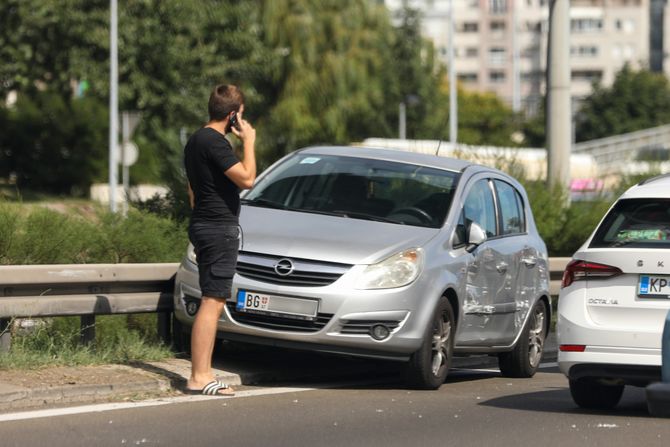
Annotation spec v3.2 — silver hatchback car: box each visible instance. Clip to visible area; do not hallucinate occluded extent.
[173,146,551,389]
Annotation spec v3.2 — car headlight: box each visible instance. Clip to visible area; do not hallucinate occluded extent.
[355,248,424,290]
[186,243,197,264]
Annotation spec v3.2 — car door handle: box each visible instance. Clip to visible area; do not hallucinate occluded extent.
[496,262,508,274]
[521,257,537,268]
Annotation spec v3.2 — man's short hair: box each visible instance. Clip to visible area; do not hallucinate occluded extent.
[208,84,245,121]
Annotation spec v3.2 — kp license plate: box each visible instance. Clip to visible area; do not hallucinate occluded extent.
[638,275,670,298]
[236,290,319,320]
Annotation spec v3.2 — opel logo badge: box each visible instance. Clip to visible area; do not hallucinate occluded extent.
[274,258,295,276]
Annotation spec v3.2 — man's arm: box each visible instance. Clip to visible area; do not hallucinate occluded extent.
[224,118,257,190]
[187,182,195,209]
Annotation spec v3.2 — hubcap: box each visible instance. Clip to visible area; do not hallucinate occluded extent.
[431,314,451,376]
[528,306,545,368]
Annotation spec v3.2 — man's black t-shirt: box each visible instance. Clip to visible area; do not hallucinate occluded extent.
[184,127,240,225]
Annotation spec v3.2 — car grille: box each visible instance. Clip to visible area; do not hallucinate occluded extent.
[226,302,333,332]
[339,319,402,335]
[235,252,351,287]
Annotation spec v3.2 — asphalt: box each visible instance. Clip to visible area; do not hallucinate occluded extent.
[0,333,558,413]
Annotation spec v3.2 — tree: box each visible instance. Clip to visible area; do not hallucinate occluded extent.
[256,0,398,162]
[576,65,670,142]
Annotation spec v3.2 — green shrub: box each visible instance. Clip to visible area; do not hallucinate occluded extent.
[0,316,172,370]
[524,181,614,256]
[90,209,187,263]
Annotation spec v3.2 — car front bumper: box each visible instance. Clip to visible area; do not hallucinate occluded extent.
[173,259,437,360]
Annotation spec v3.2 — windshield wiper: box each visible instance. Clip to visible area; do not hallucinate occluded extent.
[240,198,287,210]
[331,211,403,224]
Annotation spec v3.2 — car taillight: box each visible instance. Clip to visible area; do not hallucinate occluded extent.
[561,259,623,288]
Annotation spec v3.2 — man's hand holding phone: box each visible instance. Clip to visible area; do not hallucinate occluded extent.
[230,115,256,147]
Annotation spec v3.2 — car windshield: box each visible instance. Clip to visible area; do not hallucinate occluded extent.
[590,198,670,248]
[243,153,461,228]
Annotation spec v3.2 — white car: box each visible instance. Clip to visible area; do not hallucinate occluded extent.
[558,173,670,409]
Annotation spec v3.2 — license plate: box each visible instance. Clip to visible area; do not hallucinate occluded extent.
[236,290,319,320]
[638,275,670,298]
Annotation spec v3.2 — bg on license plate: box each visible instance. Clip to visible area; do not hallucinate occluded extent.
[236,290,319,319]
[638,275,670,298]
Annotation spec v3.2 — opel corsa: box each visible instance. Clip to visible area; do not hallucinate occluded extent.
[174,146,551,389]
[558,173,670,409]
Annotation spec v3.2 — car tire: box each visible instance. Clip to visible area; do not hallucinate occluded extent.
[405,297,455,390]
[498,299,547,378]
[172,314,192,356]
[569,378,624,410]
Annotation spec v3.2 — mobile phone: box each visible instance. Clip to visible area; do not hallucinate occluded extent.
[228,112,241,132]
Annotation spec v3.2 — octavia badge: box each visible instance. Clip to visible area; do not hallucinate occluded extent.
[274,258,295,276]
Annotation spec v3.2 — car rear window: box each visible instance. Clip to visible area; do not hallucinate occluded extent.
[589,198,670,248]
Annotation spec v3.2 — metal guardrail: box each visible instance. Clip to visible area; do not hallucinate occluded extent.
[0,263,179,350]
[573,124,670,175]
[0,258,571,350]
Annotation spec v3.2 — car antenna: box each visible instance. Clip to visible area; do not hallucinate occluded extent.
[435,139,442,156]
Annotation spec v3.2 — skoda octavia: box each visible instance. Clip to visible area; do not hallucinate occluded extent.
[558,173,670,408]
[174,146,551,389]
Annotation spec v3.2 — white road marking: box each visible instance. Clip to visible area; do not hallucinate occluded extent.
[0,386,316,423]
[0,362,560,423]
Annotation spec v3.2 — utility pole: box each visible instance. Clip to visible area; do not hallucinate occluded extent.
[448,0,457,146]
[511,0,521,112]
[109,0,119,213]
[546,0,571,189]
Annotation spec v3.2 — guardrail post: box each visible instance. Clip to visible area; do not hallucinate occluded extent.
[80,315,96,345]
[157,312,171,346]
[646,309,670,417]
[0,318,11,352]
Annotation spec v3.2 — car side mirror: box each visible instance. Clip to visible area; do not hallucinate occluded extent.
[466,222,487,252]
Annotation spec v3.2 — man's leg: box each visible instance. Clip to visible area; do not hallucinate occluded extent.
[188,296,228,389]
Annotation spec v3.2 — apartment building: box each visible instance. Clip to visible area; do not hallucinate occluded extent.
[384,0,669,115]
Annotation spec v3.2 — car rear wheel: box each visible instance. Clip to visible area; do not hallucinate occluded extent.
[569,378,624,409]
[498,299,547,378]
[405,297,455,389]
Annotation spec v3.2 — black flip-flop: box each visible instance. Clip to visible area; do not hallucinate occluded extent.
[184,380,235,396]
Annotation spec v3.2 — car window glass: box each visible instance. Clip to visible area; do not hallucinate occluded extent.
[494,180,524,235]
[244,154,461,229]
[463,179,497,237]
[590,198,670,248]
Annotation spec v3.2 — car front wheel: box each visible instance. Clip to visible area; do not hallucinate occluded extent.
[498,299,547,378]
[569,378,624,409]
[405,297,455,390]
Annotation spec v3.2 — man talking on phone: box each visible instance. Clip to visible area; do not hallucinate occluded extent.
[183,84,256,396]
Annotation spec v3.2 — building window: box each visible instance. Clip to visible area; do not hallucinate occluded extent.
[458,73,479,83]
[461,22,479,32]
[489,0,507,14]
[571,45,598,57]
[571,18,603,33]
[491,21,506,32]
[490,71,506,83]
[489,47,506,65]
[615,18,635,33]
[572,70,603,83]
[466,47,479,57]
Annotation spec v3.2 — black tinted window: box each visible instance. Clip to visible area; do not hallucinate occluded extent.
[590,199,670,248]
[494,180,525,235]
[463,179,497,237]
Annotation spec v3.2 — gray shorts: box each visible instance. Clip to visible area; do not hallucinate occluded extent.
[188,223,240,299]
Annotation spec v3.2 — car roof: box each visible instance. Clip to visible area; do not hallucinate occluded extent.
[297,145,474,173]
[623,173,670,199]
